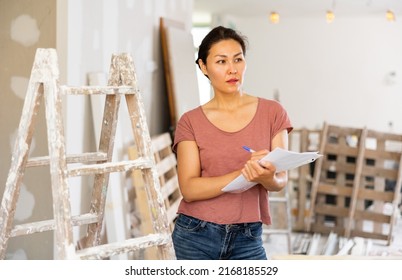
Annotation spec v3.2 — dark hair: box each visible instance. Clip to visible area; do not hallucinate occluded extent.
[195,26,248,69]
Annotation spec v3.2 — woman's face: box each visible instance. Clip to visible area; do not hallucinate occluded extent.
[200,39,247,95]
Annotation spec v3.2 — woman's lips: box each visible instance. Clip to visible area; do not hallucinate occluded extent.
[226,78,238,84]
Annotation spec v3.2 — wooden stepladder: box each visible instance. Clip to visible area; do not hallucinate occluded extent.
[0,48,174,259]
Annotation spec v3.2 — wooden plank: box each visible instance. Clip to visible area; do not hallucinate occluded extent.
[160,18,185,128]
[67,158,153,177]
[307,233,321,255]
[365,149,401,161]
[360,166,399,178]
[336,238,354,255]
[159,18,199,130]
[350,229,389,241]
[26,152,108,167]
[151,132,173,151]
[354,210,391,224]
[314,204,350,217]
[61,85,138,95]
[76,233,171,260]
[317,183,353,196]
[83,94,121,249]
[10,213,98,237]
[161,176,179,200]
[367,129,402,141]
[307,122,329,232]
[0,83,43,259]
[42,50,76,259]
[155,154,177,179]
[357,188,394,203]
[266,187,293,252]
[311,222,342,237]
[350,237,366,256]
[345,127,367,237]
[167,199,181,225]
[325,144,359,157]
[321,161,359,174]
[321,232,338,255]
[294,129,309,231]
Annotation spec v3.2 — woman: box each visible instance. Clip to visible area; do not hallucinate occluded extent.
[172,26,292,260]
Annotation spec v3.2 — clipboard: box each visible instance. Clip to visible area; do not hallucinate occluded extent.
[222,147,322,193]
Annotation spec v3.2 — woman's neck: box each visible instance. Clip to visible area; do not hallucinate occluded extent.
[208,91,249,111]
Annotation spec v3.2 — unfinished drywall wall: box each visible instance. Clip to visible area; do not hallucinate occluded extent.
[0,0,56,259]
[1,0,193,260]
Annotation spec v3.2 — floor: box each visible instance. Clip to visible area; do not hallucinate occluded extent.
[263,214,402,259]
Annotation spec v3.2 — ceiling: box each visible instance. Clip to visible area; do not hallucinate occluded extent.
[193,0,402,18]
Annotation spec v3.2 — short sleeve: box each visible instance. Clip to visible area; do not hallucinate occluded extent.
[172,112,196,153]
[270,100,293,137]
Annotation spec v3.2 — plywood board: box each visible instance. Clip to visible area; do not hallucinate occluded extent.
[160,17,200,130]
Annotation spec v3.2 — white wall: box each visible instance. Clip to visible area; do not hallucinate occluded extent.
[61,0,193,136]
[57,0,193,258]
[214,15,402,133]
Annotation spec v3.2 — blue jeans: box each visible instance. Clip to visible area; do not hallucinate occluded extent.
[172,214,267,260]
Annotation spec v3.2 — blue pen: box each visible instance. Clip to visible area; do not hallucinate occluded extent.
[242,146,256,153]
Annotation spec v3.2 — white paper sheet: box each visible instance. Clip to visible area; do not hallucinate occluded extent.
[222,148,322,193]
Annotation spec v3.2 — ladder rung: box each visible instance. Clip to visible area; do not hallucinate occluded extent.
[269,197,288,203]
[10,213,99,237]
[26,152,108,167]
[60,85,138,95]
[263,229,291,235]
[68,157,153,177]
[75,233,171,259]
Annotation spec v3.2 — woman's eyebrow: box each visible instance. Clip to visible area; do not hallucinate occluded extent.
[214,52,243,58]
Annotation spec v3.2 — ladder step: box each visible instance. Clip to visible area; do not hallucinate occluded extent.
[10,213,99,237]
[68,157,153,177]
[75,233,171,259]
[269,197,288,202]
[263,229,291,235]
[27,152,108,168]
[161,176,179,200]
[60,85,138,95]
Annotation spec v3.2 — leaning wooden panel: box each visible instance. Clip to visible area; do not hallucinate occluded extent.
[307,123,366,236]
[151,133,182,227]
[288,128,321,231]
[347,130,402,245]
[128,132,182,259]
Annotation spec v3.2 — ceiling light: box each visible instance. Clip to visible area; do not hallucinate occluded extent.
[386,10,396,22]
[326,10,335,23]
[269,12,280,24]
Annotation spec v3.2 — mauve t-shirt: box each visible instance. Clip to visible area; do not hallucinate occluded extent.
[173,98,292,225]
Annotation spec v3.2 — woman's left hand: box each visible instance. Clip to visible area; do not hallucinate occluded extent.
[241,149,286,192]
[242,156,276,187]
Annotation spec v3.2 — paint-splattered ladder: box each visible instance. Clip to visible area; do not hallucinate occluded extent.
[0,48,174,259]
